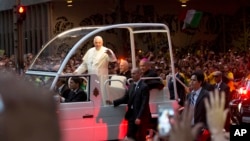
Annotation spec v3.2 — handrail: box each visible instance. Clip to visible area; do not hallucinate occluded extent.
[104,79,127,100]
[127,77,164,85]
[166,74,189,90]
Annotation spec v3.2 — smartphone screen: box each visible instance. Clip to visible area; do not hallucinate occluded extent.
[157,103,175,137]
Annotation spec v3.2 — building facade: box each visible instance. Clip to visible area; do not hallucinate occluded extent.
[0,0,250,57]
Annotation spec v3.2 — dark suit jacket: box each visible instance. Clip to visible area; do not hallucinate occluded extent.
[118,71,131,86]
[113,81,151,121]
[203,82,214,91]
[59,84,71,99]
[142,69,164,90]
[213,82,230,107]
[214,82,230,131]
[65,88,87,102]
[187,88,209,127]
[168,73,186,106]
[118,70,131,80]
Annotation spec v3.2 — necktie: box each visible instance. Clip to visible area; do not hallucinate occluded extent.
[130,83,136,96]
[191,92,196,105]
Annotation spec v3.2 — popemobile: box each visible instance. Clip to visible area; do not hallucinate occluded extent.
[25,23,178,141]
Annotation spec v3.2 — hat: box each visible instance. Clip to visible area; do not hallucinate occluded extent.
[213,71,222,76]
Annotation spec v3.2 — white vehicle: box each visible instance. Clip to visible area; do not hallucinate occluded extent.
[25,23,178,141]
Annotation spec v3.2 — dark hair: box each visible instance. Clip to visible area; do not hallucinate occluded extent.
[191,70,204,85]
[58,78,66,84]
[70,77,83,85]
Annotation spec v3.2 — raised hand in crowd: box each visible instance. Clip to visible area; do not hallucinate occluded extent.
[0,72,60,141]
[153,101,203,141]
[204,90,230,141]
[169,102,203,141]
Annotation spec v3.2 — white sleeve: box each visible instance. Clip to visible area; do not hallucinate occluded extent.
[74,60,87,74]
[107,49,117,62]
[74,50,89,74]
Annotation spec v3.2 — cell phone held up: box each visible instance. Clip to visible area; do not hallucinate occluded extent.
[157,103,175,137]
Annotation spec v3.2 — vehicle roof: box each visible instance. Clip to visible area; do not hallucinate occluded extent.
[25,23,178,98]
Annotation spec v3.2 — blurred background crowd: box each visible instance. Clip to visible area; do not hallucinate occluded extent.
[1,49,250,88]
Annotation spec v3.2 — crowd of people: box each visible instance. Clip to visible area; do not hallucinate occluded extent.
[1,42,250,86]
[1,35,250,141]
[0,71,230,141]
[0,53,33,73]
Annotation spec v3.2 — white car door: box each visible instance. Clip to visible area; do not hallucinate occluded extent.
[59,102,94,141]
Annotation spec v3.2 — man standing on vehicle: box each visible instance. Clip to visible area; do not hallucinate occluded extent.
[74,36,117,103]
[107,68,151,141]
[139,58,164,90]
[118,59,131,80]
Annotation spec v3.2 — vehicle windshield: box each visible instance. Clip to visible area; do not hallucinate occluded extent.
[29,28,96,72]
[25,74,55,89]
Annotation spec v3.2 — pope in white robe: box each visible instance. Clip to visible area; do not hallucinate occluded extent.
[74,36,117,104]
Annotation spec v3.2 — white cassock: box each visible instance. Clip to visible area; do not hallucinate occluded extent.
[75,46,117,104]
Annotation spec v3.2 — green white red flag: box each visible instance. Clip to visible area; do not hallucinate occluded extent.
[179,9,203,29]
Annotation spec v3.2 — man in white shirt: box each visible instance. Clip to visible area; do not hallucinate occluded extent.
[74,36,117,104]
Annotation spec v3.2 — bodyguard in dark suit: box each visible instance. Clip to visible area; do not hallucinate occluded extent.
[213,71,230,131]
[213,71,230,107]
[107,68,151,141]
[187,71,209,129]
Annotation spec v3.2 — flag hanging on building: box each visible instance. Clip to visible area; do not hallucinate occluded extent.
[179,9,203,29]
